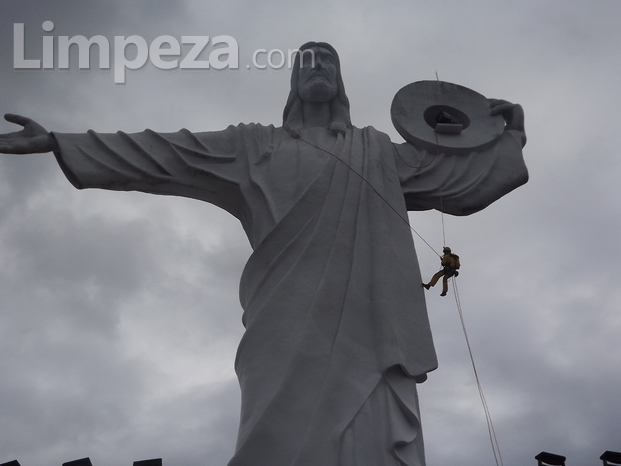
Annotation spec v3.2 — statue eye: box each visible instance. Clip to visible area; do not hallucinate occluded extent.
[321,54,335,65]
[302,53,315,65]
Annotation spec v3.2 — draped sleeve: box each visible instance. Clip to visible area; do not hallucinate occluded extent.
[396,129,528,216]
[52,123,272,221]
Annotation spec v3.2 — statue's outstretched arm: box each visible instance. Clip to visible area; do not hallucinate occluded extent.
[0,114,59,154]
[396,99,528,216]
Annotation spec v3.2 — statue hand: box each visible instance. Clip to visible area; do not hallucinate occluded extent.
[0,114,59,154]
[489,99,527,147]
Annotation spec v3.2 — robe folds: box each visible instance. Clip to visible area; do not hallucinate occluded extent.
[53,124,527,465]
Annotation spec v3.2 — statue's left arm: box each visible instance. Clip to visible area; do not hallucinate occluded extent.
[396,100,528,216]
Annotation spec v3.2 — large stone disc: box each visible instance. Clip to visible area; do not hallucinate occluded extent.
[391,80,505,155]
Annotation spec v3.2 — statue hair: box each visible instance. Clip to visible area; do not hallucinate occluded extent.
[283,42,351,138]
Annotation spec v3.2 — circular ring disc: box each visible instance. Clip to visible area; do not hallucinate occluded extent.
[391,81,504,155]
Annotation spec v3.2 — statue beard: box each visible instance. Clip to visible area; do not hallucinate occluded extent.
[298,78,338,103]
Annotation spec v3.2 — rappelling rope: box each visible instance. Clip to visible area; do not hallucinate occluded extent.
[452,278,504,466]
[434,72,448,248]
[433,109,503,465]
[434,131,447,248]
[430,74,501,463]
[434,122,504,465]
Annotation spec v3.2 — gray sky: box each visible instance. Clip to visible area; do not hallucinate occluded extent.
[1,1,620,465]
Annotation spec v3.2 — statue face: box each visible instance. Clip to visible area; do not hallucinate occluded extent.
[297,47,338,103]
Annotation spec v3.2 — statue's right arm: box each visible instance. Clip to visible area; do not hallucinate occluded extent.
[0,114,59,154]
[1,116,263,219]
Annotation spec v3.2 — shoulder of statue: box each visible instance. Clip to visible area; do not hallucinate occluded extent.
[229,122,275,132]
[360,125,392,142]
[218,122,280,141]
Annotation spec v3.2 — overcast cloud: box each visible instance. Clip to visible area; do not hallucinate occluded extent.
[1,1,620,465]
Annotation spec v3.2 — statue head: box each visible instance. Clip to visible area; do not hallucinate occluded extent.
[283,42,351,138]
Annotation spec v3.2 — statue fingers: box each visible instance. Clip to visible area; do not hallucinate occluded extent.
[489,99,515,115]
[4,113,33,128]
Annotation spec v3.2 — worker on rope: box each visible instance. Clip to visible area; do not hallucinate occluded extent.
[423,247,460,297]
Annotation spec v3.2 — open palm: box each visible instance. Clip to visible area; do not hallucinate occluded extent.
[0,114,58,154]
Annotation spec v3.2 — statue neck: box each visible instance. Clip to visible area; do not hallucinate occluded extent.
[302,101,331,129]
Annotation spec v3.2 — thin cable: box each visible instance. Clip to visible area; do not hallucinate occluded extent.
[452,278,504,466]
[299,136,441,257]
[433,131,447,248]
[433,70,447,247]
[391,142,438,169]
[434,120,503,464]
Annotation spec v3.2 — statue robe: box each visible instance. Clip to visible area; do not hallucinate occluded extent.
[53,124,527,466]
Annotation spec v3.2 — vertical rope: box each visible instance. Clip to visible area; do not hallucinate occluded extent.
[452,278,504,466]
[432,105,503,464]
[433,131,447,248]
[434,72,447,248]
